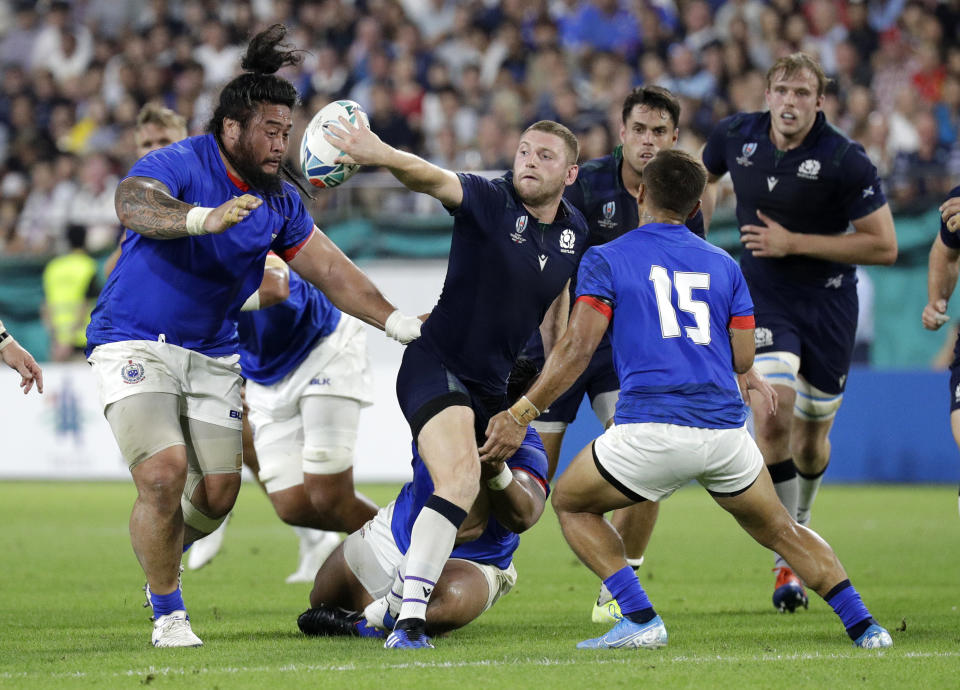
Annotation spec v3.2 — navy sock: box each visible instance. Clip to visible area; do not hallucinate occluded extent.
[151,587,186,618]
[603,565,655,624]
[183,544,191,553]
[824,580,873,640]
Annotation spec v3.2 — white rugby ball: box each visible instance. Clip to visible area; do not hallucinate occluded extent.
[300,99,370,188]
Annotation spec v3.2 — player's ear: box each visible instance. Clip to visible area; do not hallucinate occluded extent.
[687,199,702,220]
[222,118,241,143]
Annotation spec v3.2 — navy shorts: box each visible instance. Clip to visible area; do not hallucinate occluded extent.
[396,339,507,445]
[949,354,960,412]
[526,337,619,424]
[750,281,858,395]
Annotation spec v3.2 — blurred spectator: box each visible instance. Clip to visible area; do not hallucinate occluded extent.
[845,0,879,64]
[681,0,719,54]
[560,0,641,62]
[41,223,99,362]
[887,87,921,155]
[934,74,960,148]
[0,2,40,70]
[10,160,72,255]
[193,22,243,87]
[661,43,716,102]
[367,81,418,152]
[890,110,953,212]
[65,152,120,253]
[30,1,94,87]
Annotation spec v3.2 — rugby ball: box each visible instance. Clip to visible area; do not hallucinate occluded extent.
[300,100,369,188]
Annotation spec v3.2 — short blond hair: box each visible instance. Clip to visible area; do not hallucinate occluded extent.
[136,102,187,136]
[522,120,579,165]
[766,53,830,97]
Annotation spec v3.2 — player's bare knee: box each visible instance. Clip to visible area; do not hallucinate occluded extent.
[133,457,187,508]
[200,473,240,517]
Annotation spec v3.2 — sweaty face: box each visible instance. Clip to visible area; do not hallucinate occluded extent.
[512,130,575,208]
[620,104,678,177]
[135,123,186,158]
[766,68,823,145]
[231,104,292,195]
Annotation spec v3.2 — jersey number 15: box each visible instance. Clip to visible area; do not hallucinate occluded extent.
[649,265,711,345]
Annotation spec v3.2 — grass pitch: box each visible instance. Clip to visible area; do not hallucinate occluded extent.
[1,481,957,689]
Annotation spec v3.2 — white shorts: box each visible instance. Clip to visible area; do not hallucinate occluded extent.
[246,315,373,491]
[88,340,243,429]
[343,501,517,614]
[593,422,764,502]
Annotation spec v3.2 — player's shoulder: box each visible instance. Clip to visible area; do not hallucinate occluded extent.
[578,152,618,177]
[560,196,588,231]
[949,185,960,201]
[713,111,766,139]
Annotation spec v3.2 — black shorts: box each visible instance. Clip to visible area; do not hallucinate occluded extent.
[527,337,619,425]
[750,281,858,395]
[396,339,506,445]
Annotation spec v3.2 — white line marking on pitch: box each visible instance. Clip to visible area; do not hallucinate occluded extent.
[3,650,959,680]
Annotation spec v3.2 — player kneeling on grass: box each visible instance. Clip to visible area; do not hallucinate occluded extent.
[297,359,548,644]
[483,149,893,651]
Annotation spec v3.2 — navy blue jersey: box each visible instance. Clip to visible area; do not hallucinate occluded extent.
[940,186,960,250]
[86,134,314,356]
[391,426,549,569]
[566,146,705,249]
[702,111,886,289]
[577,222,754,428]
[418,172,588,396]
[237,270,341,385]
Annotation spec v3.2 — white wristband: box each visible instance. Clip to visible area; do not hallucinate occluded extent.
[486,464,513,491]
[384,309,422,344]
[240,290,261,312]
[186,206,214,236]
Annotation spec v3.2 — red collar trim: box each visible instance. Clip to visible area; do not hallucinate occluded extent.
[225,168,250,192]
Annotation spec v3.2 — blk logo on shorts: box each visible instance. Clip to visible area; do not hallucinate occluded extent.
[121,360,145,384]
[310,377,331,386]
[229,409,243,420]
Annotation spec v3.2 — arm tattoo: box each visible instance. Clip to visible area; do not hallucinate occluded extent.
[115,177,193,239]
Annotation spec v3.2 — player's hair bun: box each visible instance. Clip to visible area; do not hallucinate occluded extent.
[241,24,303,75]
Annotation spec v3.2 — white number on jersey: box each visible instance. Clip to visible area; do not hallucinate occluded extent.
[648,265,711,345]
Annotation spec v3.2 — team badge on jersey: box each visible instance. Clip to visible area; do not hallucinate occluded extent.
[559,228,577,254]
[798,159,821,180]
[954,381,960,404]
[121,360,145,384]
[511,215,528,244]
[736,143,757,167]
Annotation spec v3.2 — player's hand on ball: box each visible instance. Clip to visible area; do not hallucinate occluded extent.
[922,299,951,330]
[206,194,262,233]
[322,116,386,167]
[480,412,526,463]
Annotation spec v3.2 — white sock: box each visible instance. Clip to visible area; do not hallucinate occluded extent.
[769,459,798,568]
[797,467,826,527]
[396,495,466,624]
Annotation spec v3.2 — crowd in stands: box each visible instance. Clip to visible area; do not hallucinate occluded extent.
[0,0,959,258]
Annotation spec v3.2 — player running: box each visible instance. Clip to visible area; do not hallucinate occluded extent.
[701,53,897,612]
[485,149,893,651]
[325,117,588,648]
[85,25,420,648]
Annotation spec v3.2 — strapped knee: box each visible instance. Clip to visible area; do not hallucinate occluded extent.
[794,376,843,421]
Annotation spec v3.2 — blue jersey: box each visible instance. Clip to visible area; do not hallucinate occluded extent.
[86,134,314,357]
[940,186,960,250]
[418,172,588,396]
[391,426,549,569]
[576,222,754,428]
[702,111,886,289]
[238,269,341,385]
[525,149,705,360]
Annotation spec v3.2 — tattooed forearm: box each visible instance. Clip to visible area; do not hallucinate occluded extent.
[115,177,193,239]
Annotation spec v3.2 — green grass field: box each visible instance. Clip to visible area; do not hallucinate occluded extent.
[1,481,957,688]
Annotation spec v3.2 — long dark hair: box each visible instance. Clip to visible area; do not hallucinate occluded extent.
[207,24,313,198]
